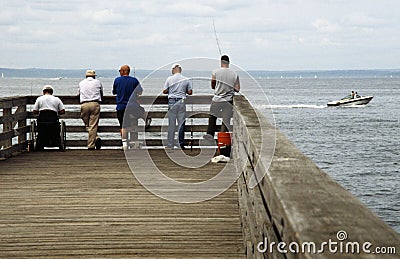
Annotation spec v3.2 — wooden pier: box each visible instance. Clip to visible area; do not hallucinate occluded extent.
[1,95,399,258]
[0,149,243,258]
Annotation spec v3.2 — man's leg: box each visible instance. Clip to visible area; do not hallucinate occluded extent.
[80,103,93,148]
[167,101,178,147]
[220,101,233,132]
[206,101,218,137]
[88,102,100,149]
[177,102,186,147]
[117,109,129,141]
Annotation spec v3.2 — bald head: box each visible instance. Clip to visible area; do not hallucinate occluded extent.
[119,65,130,76]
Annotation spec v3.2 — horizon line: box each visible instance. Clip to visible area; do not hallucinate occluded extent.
[1,67,400,72]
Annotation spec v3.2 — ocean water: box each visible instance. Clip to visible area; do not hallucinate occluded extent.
[0,74,399,233]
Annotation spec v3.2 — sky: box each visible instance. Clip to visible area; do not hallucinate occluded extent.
[1,0,400,70]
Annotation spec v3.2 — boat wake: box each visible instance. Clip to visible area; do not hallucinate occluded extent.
[258,104,326,109]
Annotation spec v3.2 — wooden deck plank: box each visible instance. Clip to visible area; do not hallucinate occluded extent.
[0,150,244,258]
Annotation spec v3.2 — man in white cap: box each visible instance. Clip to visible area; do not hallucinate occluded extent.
[163,64,193,149]
[78,70,103,150]
[33,85,65,150]
[33,85,65,116]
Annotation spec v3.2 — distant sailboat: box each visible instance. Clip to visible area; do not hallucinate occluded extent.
[49,77,62,81]
[1,73,4,79]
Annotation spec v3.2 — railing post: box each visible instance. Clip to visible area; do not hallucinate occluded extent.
[3,107,12,149]
[17,104,27,144]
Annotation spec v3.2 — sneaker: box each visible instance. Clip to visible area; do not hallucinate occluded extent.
[95,138,102,150]
[180,144,186,150]
[145,118,152,129]
[122,139,128,150]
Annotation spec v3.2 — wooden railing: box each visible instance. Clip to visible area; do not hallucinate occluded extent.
[233,95,400,258]
[1,95,215,158]
[0,97,29,158]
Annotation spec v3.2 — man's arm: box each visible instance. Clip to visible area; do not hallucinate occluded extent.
[100,83,104,101]
[187,80,193,95]
[163,78,170,94]
[32,99,39,115]
[58,99,65,115]
[234,76,240,92]
[112,81,116,95]
[211,74,216,89]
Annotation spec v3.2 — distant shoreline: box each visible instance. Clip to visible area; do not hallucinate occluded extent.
[0,67,399,79]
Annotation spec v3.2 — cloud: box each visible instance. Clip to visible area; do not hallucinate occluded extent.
[1,1,400,70]
[341,12,386,29]
[312,19,341,33]
[81,9,124,25]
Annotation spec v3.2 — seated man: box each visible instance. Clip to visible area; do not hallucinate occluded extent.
[33,85,65,150]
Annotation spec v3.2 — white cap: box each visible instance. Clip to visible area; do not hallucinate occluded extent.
[171,63,181,70]
[42,85,53,91]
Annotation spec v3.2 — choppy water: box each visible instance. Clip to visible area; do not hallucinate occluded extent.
[0,75,399,233]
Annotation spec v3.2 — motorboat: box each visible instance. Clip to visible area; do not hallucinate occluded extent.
[327,95,373,107]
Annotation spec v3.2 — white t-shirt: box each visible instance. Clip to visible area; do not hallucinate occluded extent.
[33,94,65,113]
[78,77,103,103]
[164,73,192,99]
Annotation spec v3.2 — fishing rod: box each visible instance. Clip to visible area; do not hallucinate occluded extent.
[212,18,222,56]
[212,18,244,97]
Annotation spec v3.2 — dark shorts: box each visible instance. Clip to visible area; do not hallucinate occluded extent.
[117,106,146,129]
[117,109,126,129]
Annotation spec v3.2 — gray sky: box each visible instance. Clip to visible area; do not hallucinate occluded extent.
[1,0,399,70]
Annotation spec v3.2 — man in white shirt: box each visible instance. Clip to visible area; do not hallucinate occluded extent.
[163,64,193,149]
[33,85,65,150]
[78,70,103,150]
[33,85,65,117]
[205,55,240,139]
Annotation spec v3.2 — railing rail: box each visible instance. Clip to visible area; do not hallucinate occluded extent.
[1,95,217,158]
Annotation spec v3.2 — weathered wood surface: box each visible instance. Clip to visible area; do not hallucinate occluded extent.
[233,95,400,258]
[0,149,244,258]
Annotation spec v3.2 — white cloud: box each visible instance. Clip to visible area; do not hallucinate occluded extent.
[313,19,341,33]
[1,0,400,70]
[82,9,124,25]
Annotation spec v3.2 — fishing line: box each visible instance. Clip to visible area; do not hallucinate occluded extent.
[212,18,222,56]
[212,18,243,95]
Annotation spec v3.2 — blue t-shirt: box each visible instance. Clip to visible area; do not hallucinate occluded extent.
[112,76,142,110]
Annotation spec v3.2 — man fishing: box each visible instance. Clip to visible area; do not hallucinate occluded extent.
[163,64,193,149]
[204,55,240,139]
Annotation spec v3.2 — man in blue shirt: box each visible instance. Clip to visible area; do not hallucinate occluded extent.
[163,64,193,149]
[112,65,151,147]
